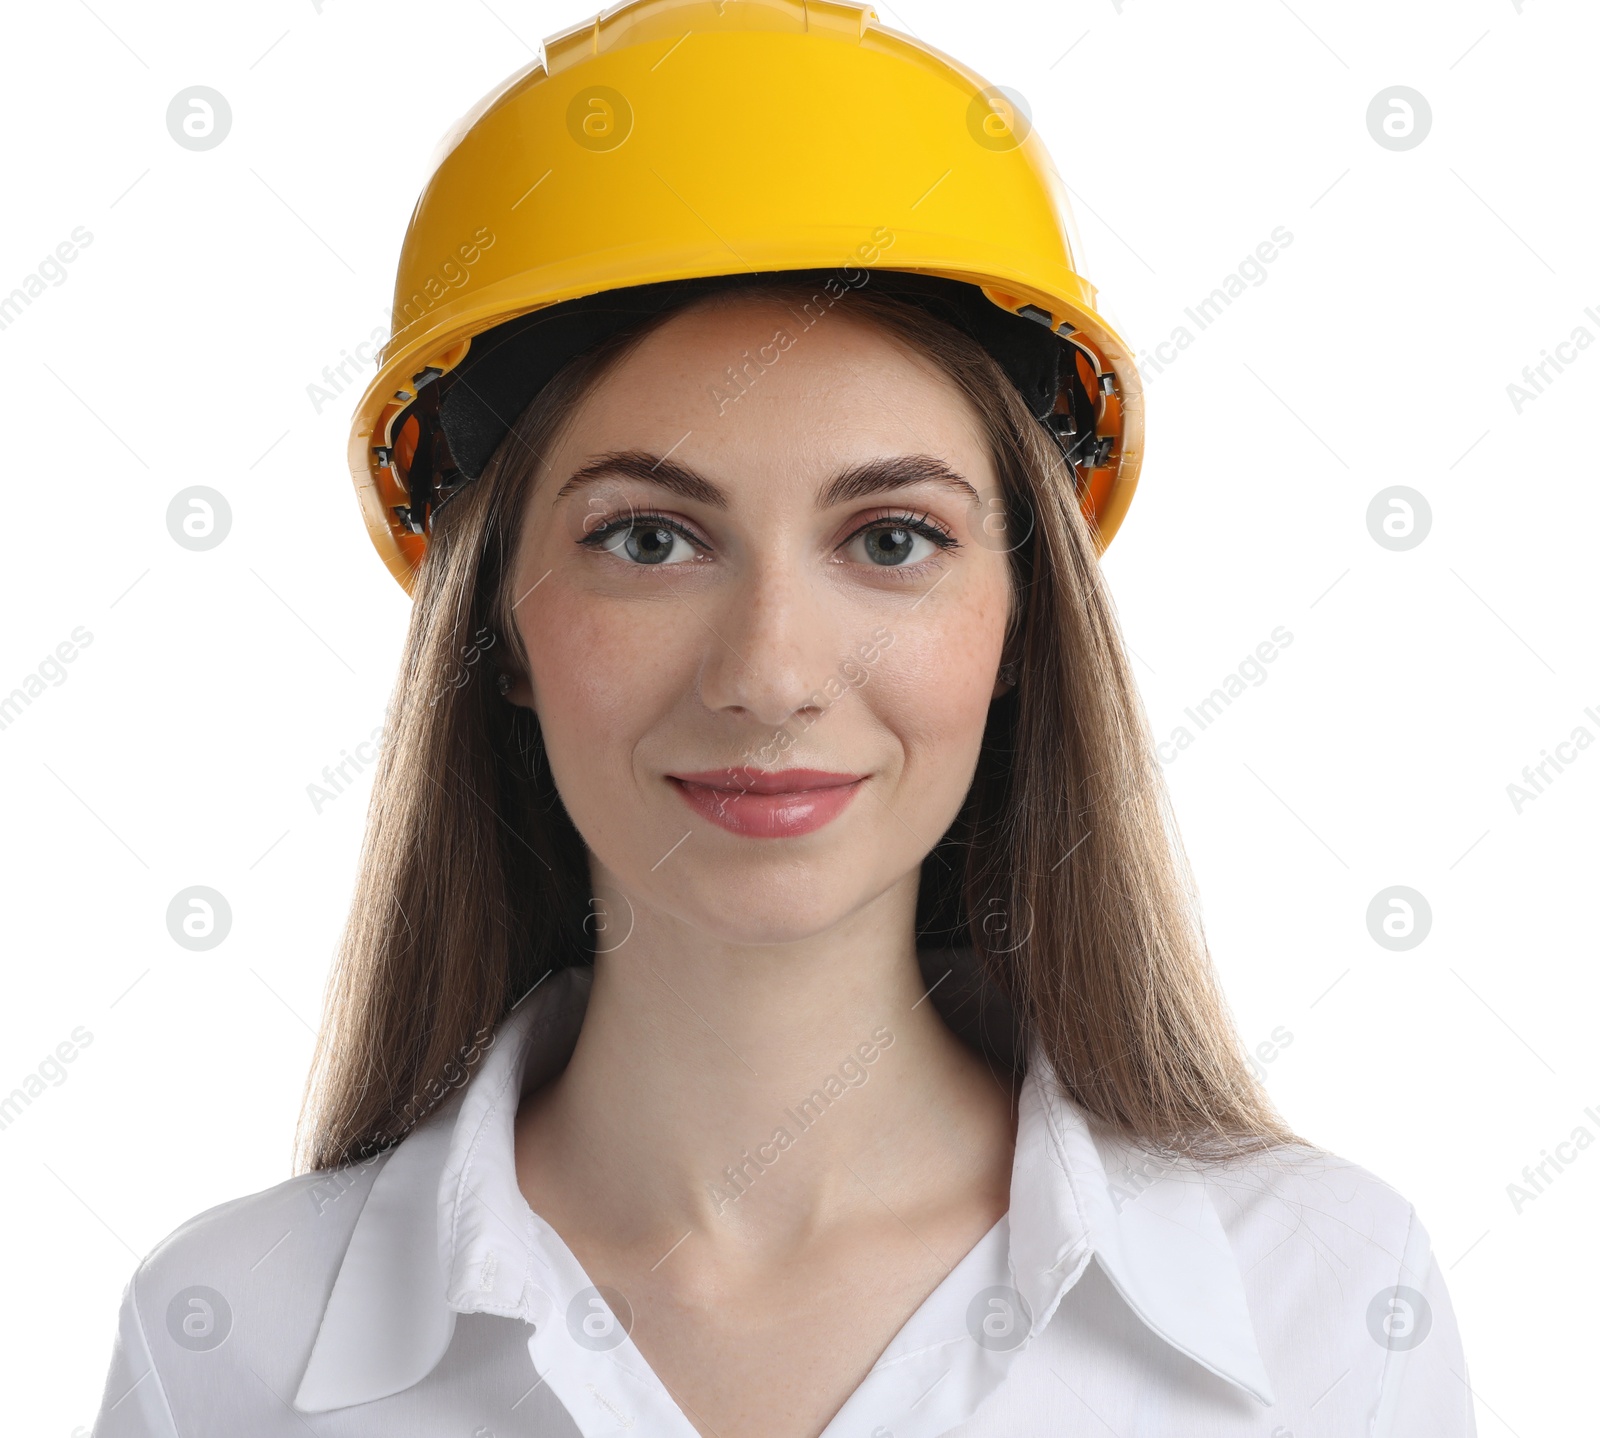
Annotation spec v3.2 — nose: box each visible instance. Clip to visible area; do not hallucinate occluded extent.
[694,560,843,731]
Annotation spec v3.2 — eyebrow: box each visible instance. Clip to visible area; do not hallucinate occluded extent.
[553,449,981,511]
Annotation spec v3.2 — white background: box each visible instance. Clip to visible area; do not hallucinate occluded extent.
[2,0,1593,1432]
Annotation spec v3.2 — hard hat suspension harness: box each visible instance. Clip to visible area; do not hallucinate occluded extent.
[378,269,1116,539]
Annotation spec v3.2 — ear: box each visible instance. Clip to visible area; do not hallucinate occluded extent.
[990,659,1018,701]
[499,672,537,711]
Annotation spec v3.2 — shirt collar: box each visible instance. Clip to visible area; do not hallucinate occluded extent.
[294,958,1275,1414]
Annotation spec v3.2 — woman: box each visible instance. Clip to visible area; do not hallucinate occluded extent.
[92,3,1474,1434]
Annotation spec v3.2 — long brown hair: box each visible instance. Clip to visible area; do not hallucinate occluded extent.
[295,278,1300,1172]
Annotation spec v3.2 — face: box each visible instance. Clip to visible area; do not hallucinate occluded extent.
[504,294,1015,947]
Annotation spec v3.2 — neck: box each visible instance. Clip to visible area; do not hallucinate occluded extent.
[512,869,1018,1264]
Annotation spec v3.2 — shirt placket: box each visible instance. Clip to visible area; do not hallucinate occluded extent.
[814,1217,1089,1438]
[522,1281,703,1438]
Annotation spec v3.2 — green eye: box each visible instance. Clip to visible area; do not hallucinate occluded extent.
[587,517,699,565]
[863,526,916,565]
[620,524,677,564]
[846,515,955,568]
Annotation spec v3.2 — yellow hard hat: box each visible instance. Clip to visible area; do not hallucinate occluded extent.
[349,0,1144,594]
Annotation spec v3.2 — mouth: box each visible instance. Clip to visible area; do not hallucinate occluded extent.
[665,767,868,839]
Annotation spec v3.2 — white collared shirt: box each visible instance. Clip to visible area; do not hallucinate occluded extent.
[91,962,1476,1436]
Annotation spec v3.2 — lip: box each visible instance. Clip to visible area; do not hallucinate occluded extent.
[666,767,868,839]
[670,767,865,794]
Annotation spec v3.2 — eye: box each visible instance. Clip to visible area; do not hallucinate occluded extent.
[843,514,957,568]
[585,516,701,566]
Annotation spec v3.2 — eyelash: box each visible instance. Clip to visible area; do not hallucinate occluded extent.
[577,509,961,574]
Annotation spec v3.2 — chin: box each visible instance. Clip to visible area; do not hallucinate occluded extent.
[639,855,897,950]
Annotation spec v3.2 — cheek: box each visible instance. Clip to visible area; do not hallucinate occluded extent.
[520,586,689,774]
[868,585,1008,770]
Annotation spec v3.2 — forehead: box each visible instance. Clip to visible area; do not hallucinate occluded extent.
[545,292,995,492]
